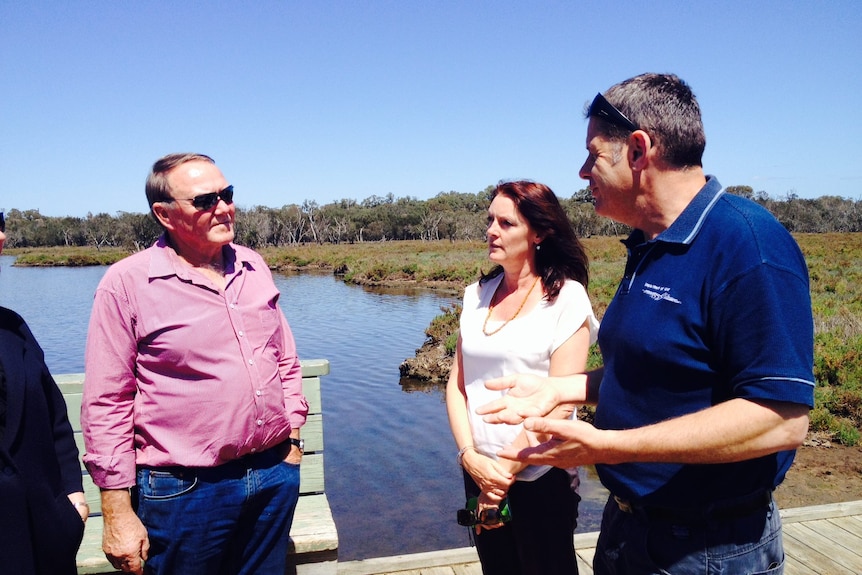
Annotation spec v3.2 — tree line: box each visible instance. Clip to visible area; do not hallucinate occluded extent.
[3,186,861,251]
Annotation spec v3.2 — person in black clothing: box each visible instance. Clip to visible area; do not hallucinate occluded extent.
[0,210,88,574]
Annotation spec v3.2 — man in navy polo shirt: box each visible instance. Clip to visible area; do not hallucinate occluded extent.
[477,73,814,574]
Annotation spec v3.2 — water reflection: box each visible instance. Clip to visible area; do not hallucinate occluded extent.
[399,377,446,393]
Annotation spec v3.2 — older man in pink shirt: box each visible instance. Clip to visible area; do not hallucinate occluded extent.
[82,153,308,575]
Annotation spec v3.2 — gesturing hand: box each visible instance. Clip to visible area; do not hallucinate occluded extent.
[496,417,607,469]
[475,373,560,424]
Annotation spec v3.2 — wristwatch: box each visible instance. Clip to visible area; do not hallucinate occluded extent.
[289,438,305,452]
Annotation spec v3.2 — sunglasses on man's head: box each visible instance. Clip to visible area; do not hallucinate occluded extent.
[589,93,639,133]
[176,185,235,211]
[0,212,5,233]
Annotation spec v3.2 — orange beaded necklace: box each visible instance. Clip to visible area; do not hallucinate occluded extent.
[482,276,541,336]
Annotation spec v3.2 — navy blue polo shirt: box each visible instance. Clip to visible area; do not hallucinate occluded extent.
[594,177,815,507]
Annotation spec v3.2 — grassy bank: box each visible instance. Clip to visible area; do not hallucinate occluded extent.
[7,246,128,266]
[8,234,861,444]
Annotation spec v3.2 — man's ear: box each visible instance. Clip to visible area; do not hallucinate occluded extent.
[628,130,652,171]
[152,203,174,230]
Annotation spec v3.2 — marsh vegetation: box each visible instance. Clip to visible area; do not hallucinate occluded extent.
[9,233,860,445]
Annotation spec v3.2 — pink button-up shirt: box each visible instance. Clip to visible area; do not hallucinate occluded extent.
[81,236,307,489]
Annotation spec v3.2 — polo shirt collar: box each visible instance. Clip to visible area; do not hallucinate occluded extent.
[624,176,724,248]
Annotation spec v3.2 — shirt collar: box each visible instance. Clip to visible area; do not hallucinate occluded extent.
[624,176,724,248]
[148,234,244,280]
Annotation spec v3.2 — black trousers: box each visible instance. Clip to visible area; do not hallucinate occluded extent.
[463,466,580,575]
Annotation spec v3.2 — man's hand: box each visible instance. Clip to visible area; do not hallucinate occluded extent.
[101,489,150,574]
[283,436,303,464]
[476,373,561,424]
[497,417,607,469]
[285,444,303,465]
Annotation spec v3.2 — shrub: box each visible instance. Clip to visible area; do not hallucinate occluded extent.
[833,419,861,447]
[426,304,461,351]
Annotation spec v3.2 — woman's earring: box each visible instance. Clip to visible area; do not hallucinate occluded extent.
[535,243,541,251]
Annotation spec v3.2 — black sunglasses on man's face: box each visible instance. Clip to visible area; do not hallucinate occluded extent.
[175,185,235,211]
[0,212,5,233]
[589,93,639,133]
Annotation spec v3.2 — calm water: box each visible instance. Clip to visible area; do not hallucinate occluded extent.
[0,255,608,560]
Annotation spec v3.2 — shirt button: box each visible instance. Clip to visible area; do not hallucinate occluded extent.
[250,448,257,453]
[248,359,254,365]
[256,390,262,396]
[238,331,244,337]
[256,419,263,426]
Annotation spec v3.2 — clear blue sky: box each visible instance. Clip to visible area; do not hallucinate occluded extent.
[2,1,860,218]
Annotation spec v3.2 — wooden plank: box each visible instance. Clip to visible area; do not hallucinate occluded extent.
[781,499,862,523]
[73,432,86,469]
[784,522,862,573]
[829,515,862,538]
[575,529,597,574]
[818,517,862,553]
[783,523,850,573]
[783,555,820,575]
[299,359,330,378]
[337,548,480,575]
[451,563,483,575]
[412,568,455,575]
[576,552,594,575]
[300,453,325,495]
[55,374,86,387]
[574,530,600,549]
[303,414,324,453]
[303,376,323,414]
[289,494,338,555]
[63,389,83,429]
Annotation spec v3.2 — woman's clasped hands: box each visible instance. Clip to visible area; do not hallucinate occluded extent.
[459,448,513,533]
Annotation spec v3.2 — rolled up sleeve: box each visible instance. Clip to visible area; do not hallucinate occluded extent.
[81,283,139,489]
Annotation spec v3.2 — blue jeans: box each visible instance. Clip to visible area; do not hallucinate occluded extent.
[136,446,300,575]
[593,493,784,574]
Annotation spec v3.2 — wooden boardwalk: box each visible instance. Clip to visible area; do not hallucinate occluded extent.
[337,499,862,575]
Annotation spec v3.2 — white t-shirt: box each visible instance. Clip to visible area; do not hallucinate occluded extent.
[460,274,599,481]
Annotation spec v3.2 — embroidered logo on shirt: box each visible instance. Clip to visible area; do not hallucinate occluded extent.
[642,283,681,304]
